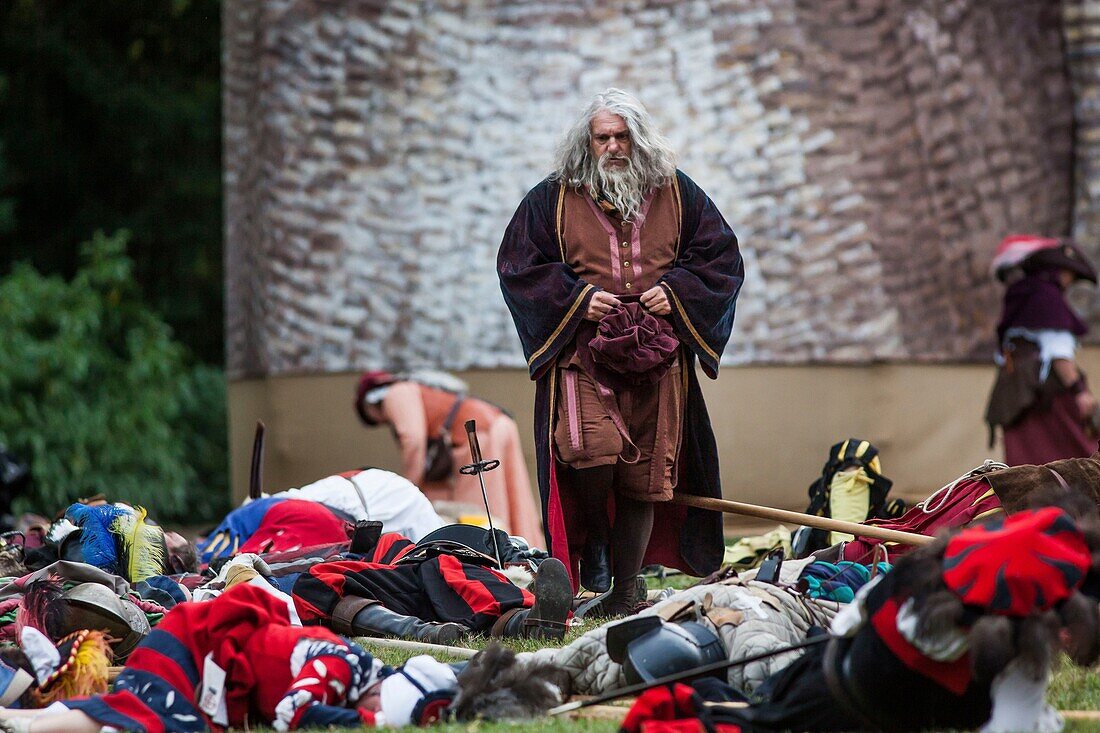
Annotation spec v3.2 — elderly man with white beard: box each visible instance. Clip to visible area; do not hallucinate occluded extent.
[497,88,745,616]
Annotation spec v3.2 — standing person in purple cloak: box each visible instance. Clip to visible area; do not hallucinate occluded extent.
[496,88,744,616]
[986,234,1100,465]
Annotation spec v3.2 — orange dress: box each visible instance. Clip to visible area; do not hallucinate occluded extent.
[380,382,545,546]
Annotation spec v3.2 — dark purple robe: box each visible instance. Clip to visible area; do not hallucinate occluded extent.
[497,170,744,582]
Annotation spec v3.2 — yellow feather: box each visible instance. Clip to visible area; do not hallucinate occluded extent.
[30,631,111,705]
[111,506,166,583]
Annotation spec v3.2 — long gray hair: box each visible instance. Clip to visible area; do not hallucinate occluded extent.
[552,88,677,221]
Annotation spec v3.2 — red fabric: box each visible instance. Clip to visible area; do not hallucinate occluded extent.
[279,651,354,728]
[870,596,972,695]
[547,461,574,590]
[1004,391,1098,466]
[237,500,350,556]
[137,583,313,725]
[620,684,741,733]
[584,301,679,386]
[942,507,1090,615]
[842,477,1002,563]
[98,689,168,733]
[435,554,535,616]
[370,533,416,563]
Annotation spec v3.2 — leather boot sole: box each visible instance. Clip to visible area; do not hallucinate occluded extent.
[526,558,572,640]
[580,541,612,593]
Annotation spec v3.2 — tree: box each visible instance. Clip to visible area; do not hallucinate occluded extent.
[0,231,227,521]
[0,0,223,363]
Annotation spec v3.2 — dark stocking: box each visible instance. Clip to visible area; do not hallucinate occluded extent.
[608,495,654,608]
[564,465,614,543]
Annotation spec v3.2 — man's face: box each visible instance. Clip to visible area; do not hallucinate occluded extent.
[590,110,632,170]
[355,681,383,712]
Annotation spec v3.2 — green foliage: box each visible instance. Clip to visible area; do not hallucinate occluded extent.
[0,0,223,363]
[0,231,228,521]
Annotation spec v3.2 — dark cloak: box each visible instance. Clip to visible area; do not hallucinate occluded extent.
[497,170,744,583]
[996,271,1088,345]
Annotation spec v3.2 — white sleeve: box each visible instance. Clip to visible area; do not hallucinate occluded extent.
[1033,329,1077,363]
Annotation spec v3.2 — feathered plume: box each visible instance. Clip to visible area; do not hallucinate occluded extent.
[29,629,112,706]
[451,643,567,722]
[15,579,65,641]
[111,506,166,583]
[64,503,127,574]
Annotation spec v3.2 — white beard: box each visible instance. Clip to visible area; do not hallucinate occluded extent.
[596,154,646,222]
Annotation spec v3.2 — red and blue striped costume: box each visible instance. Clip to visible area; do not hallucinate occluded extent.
[65,584,382,732]
[292,533,535,633]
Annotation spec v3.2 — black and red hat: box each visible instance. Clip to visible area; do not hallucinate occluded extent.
[991,235,1097,284]
[354,370,397,425]
[942,507,1090,616]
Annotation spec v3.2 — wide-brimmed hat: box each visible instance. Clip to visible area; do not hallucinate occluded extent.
[354,370,397,425]
[991,234,1097,284]
[59,583,150,660]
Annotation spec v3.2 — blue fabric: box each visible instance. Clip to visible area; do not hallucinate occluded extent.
[197,497,283,563]
[799,561,891,603]
[269,572,302,594]
[138,575,189,606]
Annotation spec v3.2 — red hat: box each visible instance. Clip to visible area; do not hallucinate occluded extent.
[354,370,396,425]
[991,234,1097,284]
[942,507,1090,616]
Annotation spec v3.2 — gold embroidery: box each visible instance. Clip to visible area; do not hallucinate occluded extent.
[555,183,566,262]
[672,173,683,256]
[666,285,719,364]
[527,283,596,368]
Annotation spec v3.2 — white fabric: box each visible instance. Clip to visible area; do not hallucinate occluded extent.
[20,627,59,686]
[274,469,444,541]
[1001,328,1077,381]
[980,660,1063,733]
[379,656,458,727]
[895,597,968,661]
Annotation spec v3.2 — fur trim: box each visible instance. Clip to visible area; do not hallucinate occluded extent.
[451,643,567,722]
[1059,592,1100,667]
[502,565,534,590]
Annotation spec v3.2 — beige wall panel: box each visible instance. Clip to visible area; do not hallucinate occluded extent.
[232,350,1100,511]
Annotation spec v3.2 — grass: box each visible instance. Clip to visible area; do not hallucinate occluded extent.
[242,569,1100,732]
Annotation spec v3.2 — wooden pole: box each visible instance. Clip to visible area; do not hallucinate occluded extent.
[671,494,934,547]
[352,636,480,658]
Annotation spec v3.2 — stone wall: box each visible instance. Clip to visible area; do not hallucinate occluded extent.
[225,0,1080,379]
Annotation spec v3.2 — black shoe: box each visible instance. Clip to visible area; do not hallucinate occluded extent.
[580,540,611,593]
[491,557,572,640]
[599,576,648,619]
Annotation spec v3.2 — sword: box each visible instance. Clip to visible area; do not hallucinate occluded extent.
[459,419,504,569]
[249,420,265,501]
[548,635,830,715]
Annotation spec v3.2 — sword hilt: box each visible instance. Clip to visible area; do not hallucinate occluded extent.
[459,419,500,474]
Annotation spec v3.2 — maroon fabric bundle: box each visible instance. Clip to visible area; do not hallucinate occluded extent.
[581,301,679,388]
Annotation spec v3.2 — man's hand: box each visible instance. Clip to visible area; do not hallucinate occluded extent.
[640,285,671,315]
[585,290,622,321]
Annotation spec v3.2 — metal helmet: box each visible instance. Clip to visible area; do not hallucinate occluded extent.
[606,616,726,685]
